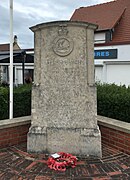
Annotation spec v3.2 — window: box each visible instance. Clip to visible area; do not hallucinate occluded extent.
[94,32,105,44]
[24,69,34,83]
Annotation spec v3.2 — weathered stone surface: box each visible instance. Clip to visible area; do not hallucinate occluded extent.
[27,21,102,157]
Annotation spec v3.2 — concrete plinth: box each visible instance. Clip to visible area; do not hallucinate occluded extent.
[28,126,101,157]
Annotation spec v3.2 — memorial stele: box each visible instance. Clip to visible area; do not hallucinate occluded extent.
[27,21,102,157]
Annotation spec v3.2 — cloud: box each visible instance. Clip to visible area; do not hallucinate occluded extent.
[0,0,113,49]
[0,4,10,43]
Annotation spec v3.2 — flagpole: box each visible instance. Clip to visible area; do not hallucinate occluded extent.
[9,0,13,119]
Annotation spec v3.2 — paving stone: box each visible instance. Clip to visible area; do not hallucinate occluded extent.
[0,143,130,179]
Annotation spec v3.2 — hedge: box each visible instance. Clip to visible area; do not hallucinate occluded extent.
[0,84,31,120]
[97,83,130,123]
[0,83,130,123]
[0,87,9,120]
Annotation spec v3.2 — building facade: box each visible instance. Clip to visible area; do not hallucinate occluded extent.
[0,36,34,85]
[0,50,34,85]
[71,0,130,86]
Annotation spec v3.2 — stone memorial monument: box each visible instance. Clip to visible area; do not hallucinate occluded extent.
[27,21,102,157]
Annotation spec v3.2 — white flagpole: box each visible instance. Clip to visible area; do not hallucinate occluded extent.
[9,0,13,119]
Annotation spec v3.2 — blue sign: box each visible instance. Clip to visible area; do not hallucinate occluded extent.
[94,49,117,59]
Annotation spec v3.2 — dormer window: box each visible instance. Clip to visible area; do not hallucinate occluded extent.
[94,30,113,44]
[94,32,106,44]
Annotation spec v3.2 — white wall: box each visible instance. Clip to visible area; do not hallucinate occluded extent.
[16,68,23,85]
[94,44,130,86]
[95,66,103,83]
[106,63,130,86]
[95,44,130,62]
[95,63,130,86]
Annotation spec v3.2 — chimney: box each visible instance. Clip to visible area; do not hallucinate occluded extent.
[14,35,18,44]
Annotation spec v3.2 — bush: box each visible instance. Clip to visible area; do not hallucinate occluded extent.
[0,86,9,120]
[13,84,32,118]
[0,83,130,123]
[0,84,32,120]
[97,83,130,123]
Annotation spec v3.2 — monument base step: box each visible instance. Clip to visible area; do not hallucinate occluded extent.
[27,126,102,157]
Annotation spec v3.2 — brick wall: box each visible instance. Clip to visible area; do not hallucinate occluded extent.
[99,125,130,154]
[0,123,31,148]
[0,116,130,155]
[0,116,31,149]
[98,116,130,155]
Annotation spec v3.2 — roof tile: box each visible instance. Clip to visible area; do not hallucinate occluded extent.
[0,44,10,51]
[71,0,130,44]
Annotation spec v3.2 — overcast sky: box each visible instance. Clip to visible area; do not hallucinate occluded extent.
[0,0,113,49]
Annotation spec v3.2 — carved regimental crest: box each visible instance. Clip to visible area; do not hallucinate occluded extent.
[53,26,74,57]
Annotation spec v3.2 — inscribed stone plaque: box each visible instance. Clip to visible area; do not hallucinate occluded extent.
[27,21,102,157]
